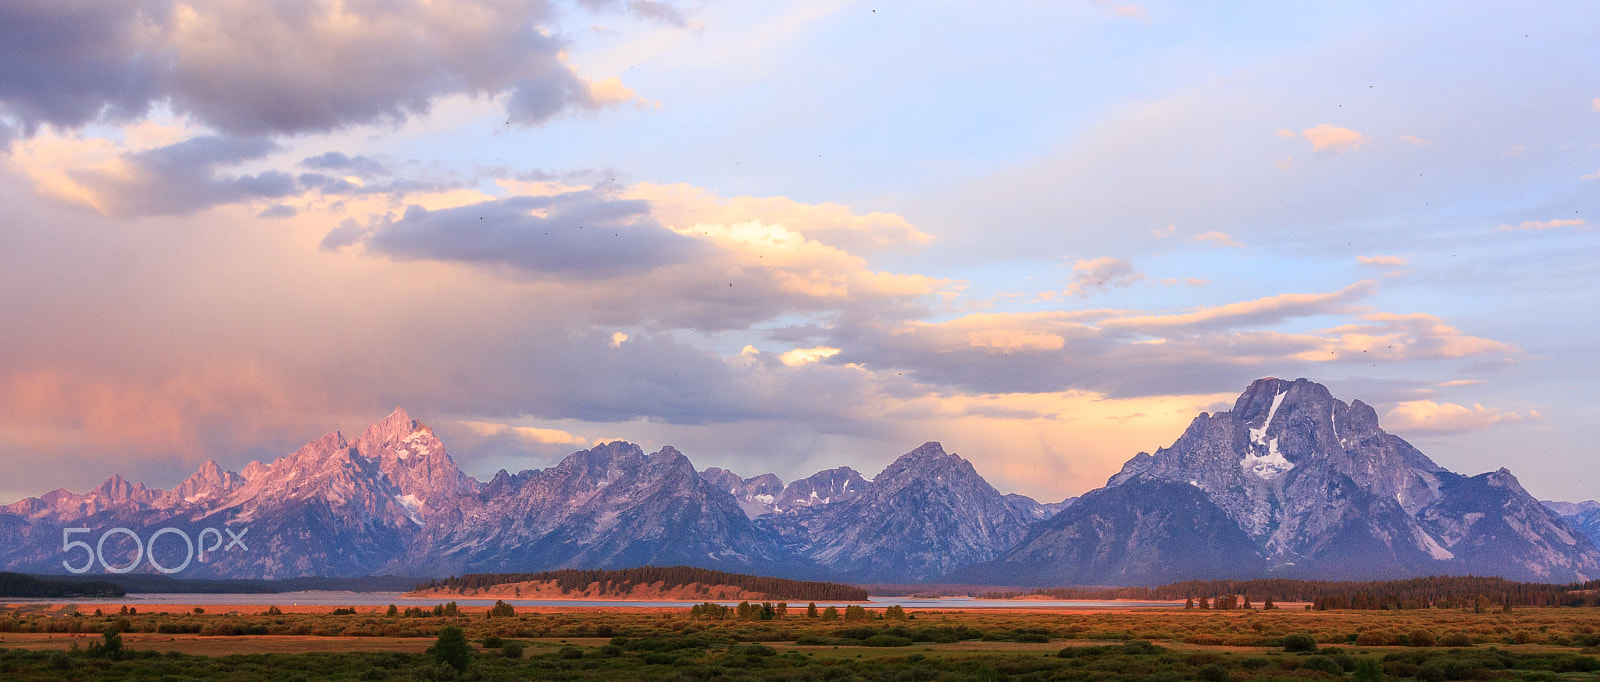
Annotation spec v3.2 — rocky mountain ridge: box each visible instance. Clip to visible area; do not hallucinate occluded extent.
[3,379,1594,585]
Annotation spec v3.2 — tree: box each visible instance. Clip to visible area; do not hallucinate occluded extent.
[386,604,399,617]
[429,625,472,671]
[807,602,819,618]
[1262,598,1276,610]
[88,625,124,659]
[487,600,515,618]
[1185,597,1195,609]
[822,606,839,621]
[1198,596,1211,610]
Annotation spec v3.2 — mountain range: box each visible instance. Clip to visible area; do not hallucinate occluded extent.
[3,378,1596,585]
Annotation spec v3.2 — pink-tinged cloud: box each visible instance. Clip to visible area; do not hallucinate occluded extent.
[1357,255,1407,267]
[1500,218,1587,231]
[1189,231,1243,248]
[1314,312,1517,361]
[1100,280,1374,331]
[1383,400,1539,435]
[1300,124,1369,152]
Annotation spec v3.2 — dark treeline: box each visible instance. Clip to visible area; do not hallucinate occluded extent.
[988,576,1600,609]
[35,573,420,594]
[418,566,869,601]
[0,572,124,598]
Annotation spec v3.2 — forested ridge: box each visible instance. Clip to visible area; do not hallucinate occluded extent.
[417,566,868,601]
[989,575,1600,609]
[0,572,124,598]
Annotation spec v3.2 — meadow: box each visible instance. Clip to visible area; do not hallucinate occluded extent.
[3,601,1600,680]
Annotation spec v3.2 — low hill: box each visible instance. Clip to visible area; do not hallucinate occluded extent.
[411,566,868,602]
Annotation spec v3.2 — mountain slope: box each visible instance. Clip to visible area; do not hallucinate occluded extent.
[401,443,785,576]
[759,442,1033,582]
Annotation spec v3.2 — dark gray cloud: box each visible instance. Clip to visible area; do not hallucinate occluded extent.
[344,192,704,277]
[70,136,298,216]
[0,3,164,132]
[0,0,628,137]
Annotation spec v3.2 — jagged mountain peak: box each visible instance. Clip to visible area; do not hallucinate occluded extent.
[877,441,975,483]
[156,459,245,509]
[354,406,420,454]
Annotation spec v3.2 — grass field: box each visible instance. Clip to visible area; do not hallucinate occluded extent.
[3,601,1600,679]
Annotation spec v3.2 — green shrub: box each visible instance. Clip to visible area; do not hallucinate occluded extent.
[1439,632,1473,647]
[501,643,524,659]
[1283,633,1319,653]
[1300,655,1344,675]
[1196,663,1230,682]
[479,635,504,648]
[862,635,913,647]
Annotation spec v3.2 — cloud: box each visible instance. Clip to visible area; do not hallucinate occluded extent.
[1314,312,1517,361]
[300,152,387,177]
[1357,255,1407,267]
[1383,400,1539,435]
[627,182,934,255]
[63,135,298,216]
[1499,218,1586,231]
[453,420,589,446]
[1189,231,1243,248]
[1100,280,1375,332]
[1092,1,1150,24]
[1592,97,1599,112]
[0,0,639,136]
[779,346,841,366]
[1065,256,1142,297]
[1299,124,1369,152]
[1400,135,1429,146]
[340,191,703,278]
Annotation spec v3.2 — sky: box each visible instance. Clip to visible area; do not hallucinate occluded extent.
[1,0,1597,506]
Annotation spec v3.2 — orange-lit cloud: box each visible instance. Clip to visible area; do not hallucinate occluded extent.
[1299,124,1368,152]
[1383,400,1539,435]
